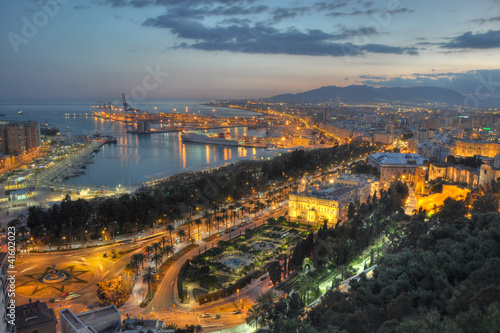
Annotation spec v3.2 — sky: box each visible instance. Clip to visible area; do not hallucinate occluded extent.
[1,0,500,101]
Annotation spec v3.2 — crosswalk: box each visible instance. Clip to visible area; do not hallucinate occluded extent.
[151,312,178,319]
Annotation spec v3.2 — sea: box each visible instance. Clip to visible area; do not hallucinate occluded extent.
[0,100,267,187]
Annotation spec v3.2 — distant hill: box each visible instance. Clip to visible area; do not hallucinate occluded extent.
[267,85,467,105]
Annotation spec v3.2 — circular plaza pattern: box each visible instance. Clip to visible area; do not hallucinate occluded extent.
[17,264,95,297]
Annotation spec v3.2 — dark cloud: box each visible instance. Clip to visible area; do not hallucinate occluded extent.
[359,75,387,79]
[209,5,269,16]
[218,18,252,25]
[332,26,379,39]
[359,70,500,95]
[470,16,500,25]
[327,7,412,17]
[442,30,500,49]
[144,15,417,57]
[271,7,309,23]
[314,1,348,11]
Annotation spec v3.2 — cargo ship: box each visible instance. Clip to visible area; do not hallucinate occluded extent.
[181,131,241,146]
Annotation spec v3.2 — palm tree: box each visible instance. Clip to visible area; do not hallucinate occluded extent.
[214,215,223,233]
[246,304,264,329]
[151,253,163,270]
[144,245,153,260]
[185,219,192,240]
[177,229,186,242]
[129,259,140,276]
[220,208,228,228]
[142,266,157,299]
[298,276,315,304]
[204,217,213,236]
[161,245,174,259]
[194,218,203,241]
[165,224,175,246]
[132,253,145,269]
[254,290,277,326]
[123,263,135,288]
[152,242,162,256]
[232,211,238,228]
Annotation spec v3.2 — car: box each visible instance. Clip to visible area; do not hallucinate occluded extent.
[215,314,221,319]
[230,310,241,315]
[49,298,60,303]
[65,293,81,300]
[268,281,273,286]
[61,292,70,297]
[201,313,211,318]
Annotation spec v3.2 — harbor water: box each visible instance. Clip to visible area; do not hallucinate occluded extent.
[0,100,267,187]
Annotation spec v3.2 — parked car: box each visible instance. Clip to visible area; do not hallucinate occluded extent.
[230,310,241,315]
[201,313,211,318]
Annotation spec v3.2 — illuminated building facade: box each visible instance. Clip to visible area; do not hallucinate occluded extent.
[454,139,500,158]
[368,152,427,187]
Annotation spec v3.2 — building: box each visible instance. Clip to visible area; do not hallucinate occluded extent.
[454,139,500,158]
[368,153,427,186]
[24,121,41,151]
[60,305,121,333]
[289,186,358,225]
[373,133,394,145]
[2,123,25,154]
[479,162,500,186]
[15,300,58,333]
[0,253,10,333]
[333,174,379,202]
[407,138,418,154]
[429,162,479,187]
[414,128,433,141]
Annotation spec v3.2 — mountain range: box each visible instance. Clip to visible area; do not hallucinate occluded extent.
[267,85,471,105]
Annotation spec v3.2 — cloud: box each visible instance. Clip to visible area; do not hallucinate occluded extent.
[271,7,309,23]
[314,1,348,11]
[144,15,417,57]
[326,7,412,17]
[470,16,500,25]
[359,69,500,95]
[442,30,500,49]
[209,5,269,16]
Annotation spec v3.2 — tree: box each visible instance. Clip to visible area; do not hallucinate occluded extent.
[166,224,175,246]
[269,261,282,286]
[161,245,174,259]
[347,202,356,220]
[204,217,213,236]
[177,229,186,242]
[142,266,157,299]
[437,198,468,223]
[151,253,163,270]
[194,218,203,241]
[132,253,145,269]
[472,194,499,213]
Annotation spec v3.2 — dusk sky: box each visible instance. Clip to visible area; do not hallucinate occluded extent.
[1,0,500,101]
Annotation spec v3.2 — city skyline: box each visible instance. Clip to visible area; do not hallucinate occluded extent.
[1,0,500,101]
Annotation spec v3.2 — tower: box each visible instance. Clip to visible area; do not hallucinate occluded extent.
[66,126,71,144]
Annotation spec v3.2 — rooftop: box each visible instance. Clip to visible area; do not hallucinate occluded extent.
[369,153,427,166]
[15,301,58,333]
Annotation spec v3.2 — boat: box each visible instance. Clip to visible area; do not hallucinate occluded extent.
[181,131,241,146]
[18,110,23,115]
[40,125,60,136]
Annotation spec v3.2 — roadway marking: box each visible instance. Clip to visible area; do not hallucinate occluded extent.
[152,312,177,319]
[21,265,39,273]
[102,270,110,278]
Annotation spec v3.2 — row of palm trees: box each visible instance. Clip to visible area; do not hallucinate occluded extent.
[122,239,175,300]
[246,290,278,328]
